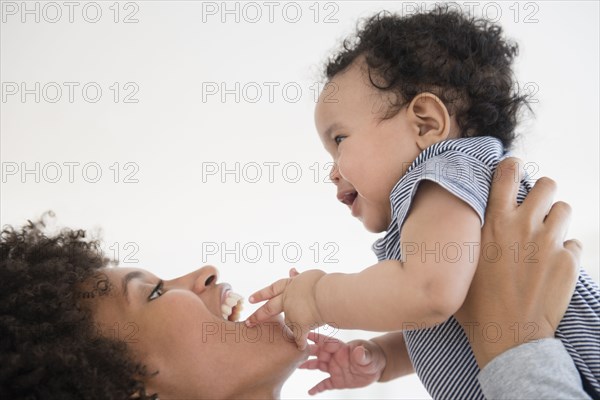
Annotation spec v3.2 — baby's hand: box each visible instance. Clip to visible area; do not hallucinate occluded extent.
[245,269,326,350]
[299,332,386,395]
[245,268,296,325]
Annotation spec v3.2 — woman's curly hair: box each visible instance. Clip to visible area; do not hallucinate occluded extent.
[0,212,155,400]
[324,4,531,149]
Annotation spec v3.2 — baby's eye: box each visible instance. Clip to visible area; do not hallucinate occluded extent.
[148,280,164,301]
[334,135,346,145]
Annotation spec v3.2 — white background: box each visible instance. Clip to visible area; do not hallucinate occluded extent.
[1,1,598,398]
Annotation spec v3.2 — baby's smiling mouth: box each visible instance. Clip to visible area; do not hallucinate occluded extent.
[338,190,358,208]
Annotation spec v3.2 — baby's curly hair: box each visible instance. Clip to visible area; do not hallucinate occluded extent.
[324,5,531,149]
[0,212,155,400]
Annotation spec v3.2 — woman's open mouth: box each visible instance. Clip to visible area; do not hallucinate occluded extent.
[221,288,244,322]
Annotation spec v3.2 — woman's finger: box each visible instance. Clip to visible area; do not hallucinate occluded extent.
[564,239,583,263]
[544,200,572,241]
[487,157,523,215]
[520,177,557,224]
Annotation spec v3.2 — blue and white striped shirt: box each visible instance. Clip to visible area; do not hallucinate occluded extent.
[372,136,600,399]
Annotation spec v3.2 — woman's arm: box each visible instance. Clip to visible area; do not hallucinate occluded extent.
[479,339,590,400]
[455,158,588,399]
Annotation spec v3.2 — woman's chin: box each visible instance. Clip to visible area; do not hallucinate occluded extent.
[256,314,292,340]
[263,314,284,324]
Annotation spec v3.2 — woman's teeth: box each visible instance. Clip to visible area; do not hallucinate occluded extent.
[222,291,244,321]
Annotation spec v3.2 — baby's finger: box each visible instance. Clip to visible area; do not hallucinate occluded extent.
[308,377,335,396]
[308,331,342,352]
[308,331,340,345]
[248,278,290,304]
[284,318,310,351]
[307,343,319,356]
[351,346,381,375]
[298,359,316,370]
[289,267,300,277]
[245,296,283,327]
[352,345,371,366]
[292,326,310,351]
[299,359,328,372]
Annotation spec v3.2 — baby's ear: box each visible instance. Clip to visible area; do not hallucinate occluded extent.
[408,93,451,150]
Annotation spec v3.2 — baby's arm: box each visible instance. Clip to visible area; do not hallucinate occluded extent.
[313,180,481,331]
[247,181,481,342]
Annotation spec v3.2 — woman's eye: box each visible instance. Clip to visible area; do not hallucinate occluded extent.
[148,280,164,301]
[334,135,346,145]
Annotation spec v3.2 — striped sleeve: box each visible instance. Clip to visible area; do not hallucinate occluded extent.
[400,150,495,228]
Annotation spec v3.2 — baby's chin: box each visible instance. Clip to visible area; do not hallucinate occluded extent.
[360,213,390,233]
[363,220,387,233]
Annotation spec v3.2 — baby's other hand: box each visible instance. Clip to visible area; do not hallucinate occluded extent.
[299,332,386,395]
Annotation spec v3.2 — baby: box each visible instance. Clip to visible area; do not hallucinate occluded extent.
[246,6,600,399]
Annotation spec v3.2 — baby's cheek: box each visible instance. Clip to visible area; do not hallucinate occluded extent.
[337,157,360,182]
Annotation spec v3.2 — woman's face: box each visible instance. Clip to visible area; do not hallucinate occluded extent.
[89,265,308,399]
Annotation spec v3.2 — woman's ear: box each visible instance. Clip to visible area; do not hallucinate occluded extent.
[407,93,451,150]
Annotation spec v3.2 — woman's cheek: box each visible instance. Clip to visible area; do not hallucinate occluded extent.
[152,295,212,336]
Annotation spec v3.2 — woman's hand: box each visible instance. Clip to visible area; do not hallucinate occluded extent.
[455,157,582,368]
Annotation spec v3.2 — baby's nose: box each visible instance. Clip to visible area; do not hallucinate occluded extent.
[329,164,341,184]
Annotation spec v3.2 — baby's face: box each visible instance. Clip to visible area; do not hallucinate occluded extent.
[314,60,423,233]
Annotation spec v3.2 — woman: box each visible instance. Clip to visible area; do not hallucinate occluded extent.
[1,226,306,399]
[0,159,588,399]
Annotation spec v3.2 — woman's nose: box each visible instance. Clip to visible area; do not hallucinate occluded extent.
[192,265,219,293]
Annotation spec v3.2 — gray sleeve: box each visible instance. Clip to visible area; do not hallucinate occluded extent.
[478,338,591,399]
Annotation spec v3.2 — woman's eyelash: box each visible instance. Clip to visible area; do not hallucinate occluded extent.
[148,280,164,301]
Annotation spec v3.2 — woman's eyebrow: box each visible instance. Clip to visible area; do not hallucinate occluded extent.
[122,271,144,303]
